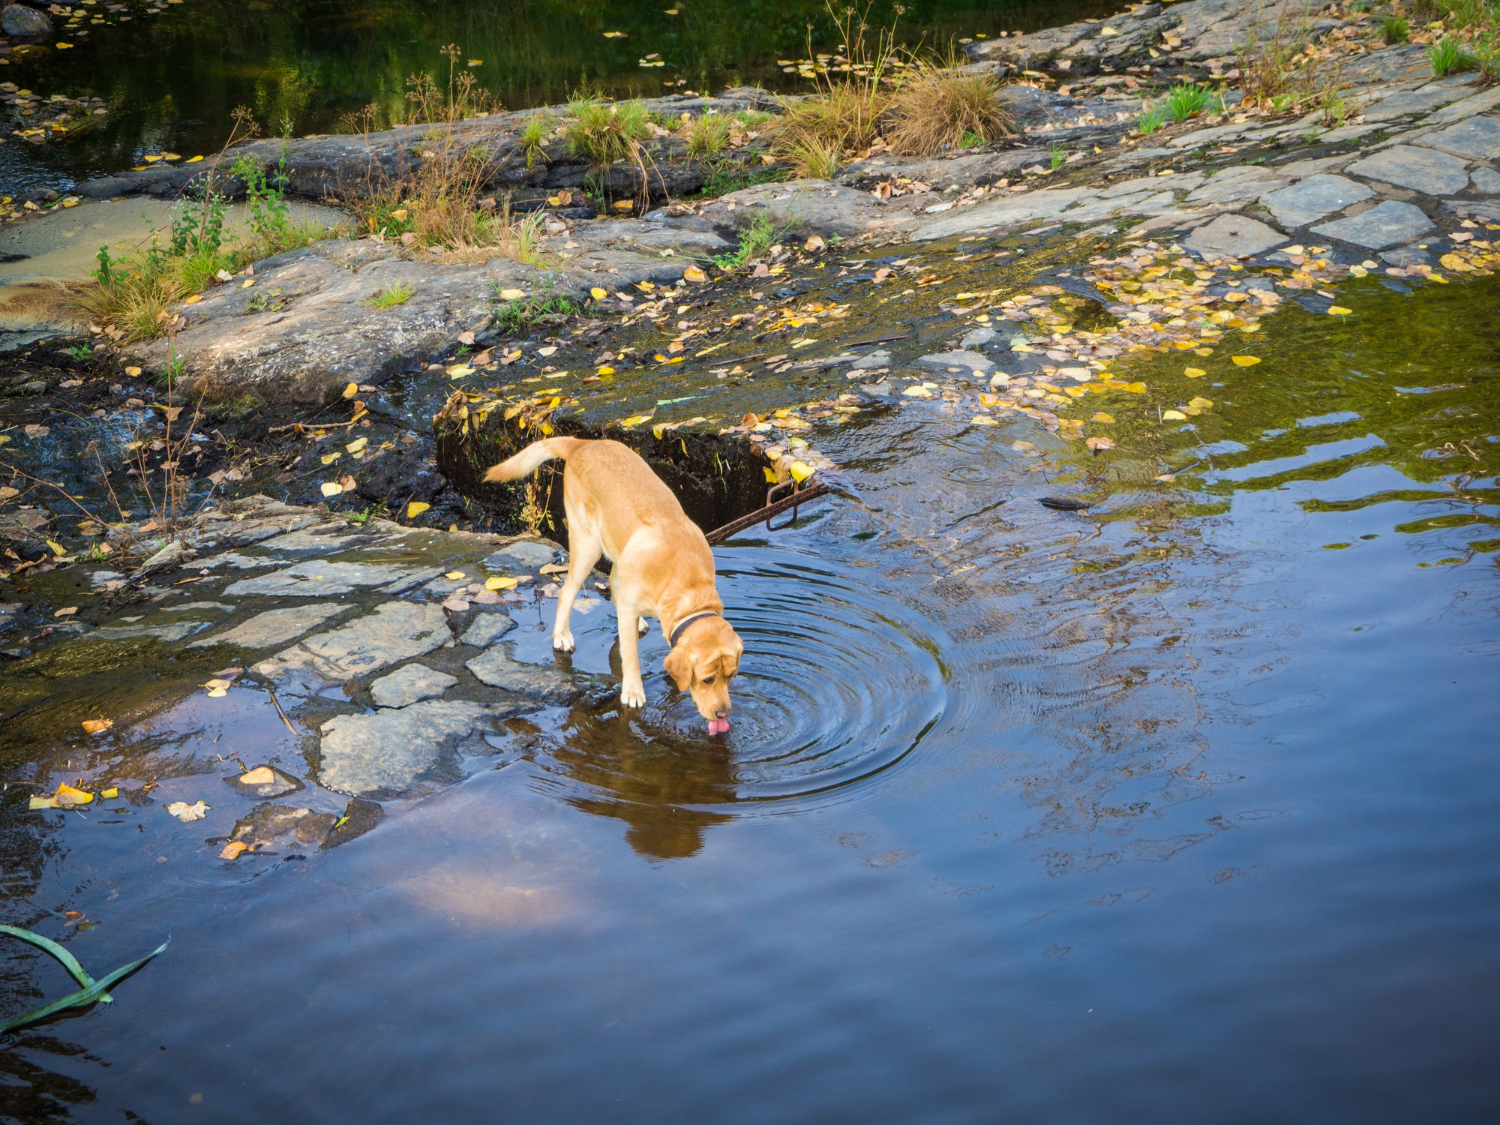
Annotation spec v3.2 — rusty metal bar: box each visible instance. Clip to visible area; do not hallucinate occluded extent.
[704,480,831,545]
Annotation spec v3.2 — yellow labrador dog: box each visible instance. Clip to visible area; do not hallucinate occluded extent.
[485,437,743,735]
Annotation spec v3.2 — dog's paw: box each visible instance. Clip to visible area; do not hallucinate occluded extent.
[620,684,647,709]
[553,631,576,653]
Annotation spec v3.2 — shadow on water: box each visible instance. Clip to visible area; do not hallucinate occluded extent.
[1,265,1498,1120]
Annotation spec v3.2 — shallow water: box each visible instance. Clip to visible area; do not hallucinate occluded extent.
[1,0,1119,194]
[2,265,1497,1120]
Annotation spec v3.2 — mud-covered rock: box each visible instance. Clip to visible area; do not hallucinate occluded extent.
[229,803,338,849]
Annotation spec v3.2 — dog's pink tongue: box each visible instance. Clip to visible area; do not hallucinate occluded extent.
[708,718,730,736]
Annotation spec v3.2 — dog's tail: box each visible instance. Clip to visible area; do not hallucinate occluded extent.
[483,437,583,483]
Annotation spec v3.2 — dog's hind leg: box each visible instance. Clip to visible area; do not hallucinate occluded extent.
[554,509,601,654]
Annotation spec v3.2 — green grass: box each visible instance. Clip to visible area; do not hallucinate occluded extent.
[491,280,583,332]
[1137,106,1168,135]
[734,109,775,131]
[684,113,733,159]
[712,212,781,271]
[565,96,652,165]
[1049,144,1066,171]
[692,166,789,200]
[521,115,548,169]
[367,282,415,309]
[960,129,986,149]
[1166,82,1215,121]
[1429,36,1480,76]
[1381,14,1410,44]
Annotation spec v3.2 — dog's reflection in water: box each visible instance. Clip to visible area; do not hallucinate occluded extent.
[531,702,738,861]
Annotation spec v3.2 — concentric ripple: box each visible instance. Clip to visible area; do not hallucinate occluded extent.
[530,551,951,820]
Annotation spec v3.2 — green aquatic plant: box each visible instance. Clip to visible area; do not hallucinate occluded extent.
[0,924,169,1034]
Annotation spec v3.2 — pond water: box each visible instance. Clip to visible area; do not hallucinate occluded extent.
[1,0,1118,194]
[3,257,1497,1120]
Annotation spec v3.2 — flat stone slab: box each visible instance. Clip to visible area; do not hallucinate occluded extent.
[917,351,996,375]
[913,188,1092,240]
[848,349,892,370]
[254,600,450,681]
[225,559,433,597]
[254,525,387,555]
[369,663,458,708]
[481,539,560,570]
[89,621,205,643]
[466,645,584,704]
[1417,115,1500,161]
[460,612,517,648]
[1181,214,1287,259]
[1312,199,1434,249]
[1359,84,1471,122]
[189,602,349,649]
[959,326,998,348]
[1471,167,1500,195]
[1185,166,1289,205]
[703,179,911,239]
[319,700,494,796]
[1346,145,1470,196]
[1260,174,1374,227]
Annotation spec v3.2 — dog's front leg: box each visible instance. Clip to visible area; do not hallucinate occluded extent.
[616,601,647,709]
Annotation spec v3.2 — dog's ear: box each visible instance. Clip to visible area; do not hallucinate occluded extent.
[663,646,693,691]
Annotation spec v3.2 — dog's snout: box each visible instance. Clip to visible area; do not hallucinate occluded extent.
[715,708,731,719]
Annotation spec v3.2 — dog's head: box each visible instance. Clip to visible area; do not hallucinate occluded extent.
[664,616,743,735]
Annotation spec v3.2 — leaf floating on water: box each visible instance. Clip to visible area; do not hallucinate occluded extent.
[100,788,118,800]
[218,841,249,860]
[0,925,170,1034]
[485,576,518,591]
[81,718,112,734]
[971,415,1000,426]
[1231,356,1260,367]
[1188,396,1214,410]
[902,385,934,397]
[1327,306,1352,315]
[165,801,209,822]
[1092,412,1116,424]
[406,501,431,519]
[538,563,569,575]
[1085,436,1115,452]
[1184,366,1206,378]
[55,785,94,808]
[445,570,466,580]
[320,452,341,465]
[1038,497,1091,511]
[29,795,58,811]
[1162,409,1188,421]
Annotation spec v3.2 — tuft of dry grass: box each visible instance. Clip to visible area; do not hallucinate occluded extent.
[885,64,1013,156]
[681,112,733,159]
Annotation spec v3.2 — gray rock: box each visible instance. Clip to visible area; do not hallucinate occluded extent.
[1418,115,1500,161]
[1471,166,1500,195]
[224,765,305,799]
[1360,84,1470,122]
[1185,166,1289,205]
[481,539,559,570]
[708,179,908,238]
[914,188,1092,240]
[1346,145,1470,196]
[847,349,892,370]
[190,603,350,649]
[224,559,433,597]
[1380,241,1433,266]
[1260,174,1374,227]
[369,663,458,707]
[1312,199,1434,249]
[917,351,995,375]
[460,611,517,648]
[229,803,337,849]
[255,525,384,554]
[254,600,450,681]
[89,621,205,643]
[1426,87,1500,126]
[959,326,997,349]
[859,380,896,397]
[194,552,275,570]
[466,645,583,704]
[318,700,494,795]
[1,3,51,35]
[1181,213,1287,259]
[322,798,386,849]
[166,601,234,613]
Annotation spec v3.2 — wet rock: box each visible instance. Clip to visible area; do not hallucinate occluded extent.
[858,380,897,397]
[190,603,351,649]
[960,326,998,349]
[255,524,386,555]
[318,700,495,796]
[1,3,51,35]
[918,351,995,375]
[0,510,51,561]
[1380,241,1433,266]
[89,621,205,643]
[848,349,892,369]
[255,600,450,682]
[0,604,21,635]
[1346,145,1471,196]
[229,803,337,849]
[460,611,517,648]
[1260,174,1374,228]
[466,644,583,704]
[914,187,1091,240]
[1418,115,1500,161]
[704,180,907,238]
[322,797,385,849]
[225,764,306,799]
[482,538,561,570]
[369,663,458,707]
[1312,199,1434,250]
[130,540,197,579]
[225,559,433,597]
[1181,213,1287,259]
[166,601,234,614]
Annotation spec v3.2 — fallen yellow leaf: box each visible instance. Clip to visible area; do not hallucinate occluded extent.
[498,288,525,300]
[184,294,202,304]
[590,287,608,300]
[237,766,276,786]
[485,576,519,591]
[1184,366,1205,378]
[125,366,143,376]
[787,460,814,483]
[406,501,431,518]
[1327,306,1352,315]
[100,788,118,799]
[445,570,466,580]
[683,265,708,283]
[219,841,249,860]
[1231,356,1261,367]
[596,365,616,376]
[320,482,343,498]
[970,415,1000,426]
[55,784,94,807]
[81,718,112,735]
[342,382,359,399]
[1162,409,1188,421]
[1091,412,1116,424]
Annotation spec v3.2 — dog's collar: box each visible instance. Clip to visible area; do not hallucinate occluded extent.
[669,610,719,648]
